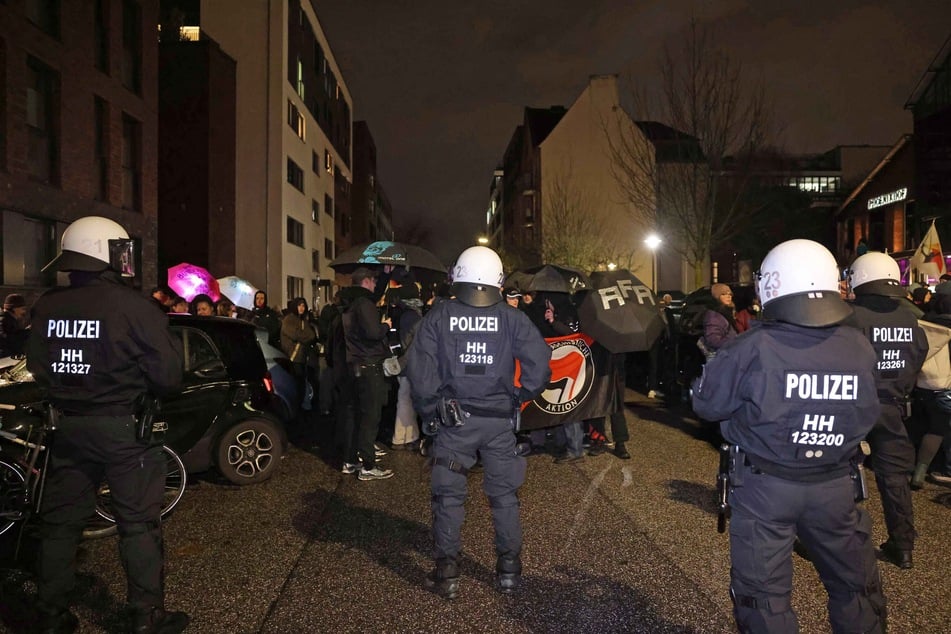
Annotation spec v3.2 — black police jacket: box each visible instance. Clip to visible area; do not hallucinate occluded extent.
[847,295,928,403]
[26,272,184,415]
[692,321,881,480]
[405,297,552,421]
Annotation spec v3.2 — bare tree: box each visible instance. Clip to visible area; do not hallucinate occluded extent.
[541,165,639,273]
[608,19,772,287]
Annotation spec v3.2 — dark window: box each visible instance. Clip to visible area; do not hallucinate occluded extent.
[287,100,304,140]
[286,216,304,247]
[94,97,108,201]
[287,158,304,192]
[311,199,319,223]
[25,0,60,38]
[95,0,109,72]
[311,249,320,272]
[121,113,141,210]
[286,275,303,301]
[0,210,59,286]
[26,56,59,184]
[312,149,319,174]
[121,0,141,94]
[324,193,333,219]
[324,238,333,259]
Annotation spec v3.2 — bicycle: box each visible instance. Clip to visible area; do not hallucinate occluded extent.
[0,401,187,541]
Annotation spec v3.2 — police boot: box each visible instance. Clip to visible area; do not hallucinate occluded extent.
[496,553,522,594]
[35,606,78,634]
[131,607,190,634]
[910,463,928,490]
[423,558,460,599]
[878,539,913,570]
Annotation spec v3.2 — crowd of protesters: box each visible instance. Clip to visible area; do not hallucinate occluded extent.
[6,268,951,489]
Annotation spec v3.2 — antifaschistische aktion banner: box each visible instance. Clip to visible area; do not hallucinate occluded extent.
[517,333,618,431]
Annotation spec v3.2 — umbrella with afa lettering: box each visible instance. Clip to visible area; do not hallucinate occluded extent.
[330,241,446,273]
[167,263,221,303]
[577,269,666,352]
[217,276,258,310]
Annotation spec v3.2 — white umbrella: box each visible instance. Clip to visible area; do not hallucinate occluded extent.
[217,276,258,310]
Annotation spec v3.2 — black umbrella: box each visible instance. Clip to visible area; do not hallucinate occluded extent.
[521,264,592,294]
[330,241,446,273]
[503,270,535,292]
[577,269,667,352]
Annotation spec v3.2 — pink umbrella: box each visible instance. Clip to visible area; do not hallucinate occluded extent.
[167,263,221,302]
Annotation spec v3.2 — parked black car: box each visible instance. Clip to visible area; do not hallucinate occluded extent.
[0,315,287,485]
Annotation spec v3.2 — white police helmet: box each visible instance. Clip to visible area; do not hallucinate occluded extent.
[757,239,851,327]
[42,216,133,274]
[451,246,504,307]
[848,251,905,298]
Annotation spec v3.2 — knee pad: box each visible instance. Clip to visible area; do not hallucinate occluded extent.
[117,520,161,538]
[487,494,519,510]
[731,588,793,633]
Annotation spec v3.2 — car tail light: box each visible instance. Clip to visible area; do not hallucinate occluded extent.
[263,371,275,394]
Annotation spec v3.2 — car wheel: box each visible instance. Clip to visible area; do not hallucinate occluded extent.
[216,417,284,484]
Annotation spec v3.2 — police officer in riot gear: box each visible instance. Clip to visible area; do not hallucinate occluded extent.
[847,251,928,569]
[26,216,188,633]
[693,239,887,634]
[406,246,551,599]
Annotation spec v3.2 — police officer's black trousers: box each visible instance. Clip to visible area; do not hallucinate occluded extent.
[729,464,885,634]
[866,408,916,550]
[37,416,166,613]
[431,416,526,561]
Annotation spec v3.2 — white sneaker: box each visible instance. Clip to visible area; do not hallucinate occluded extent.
[359,467,394,481]
[341,462,360,474]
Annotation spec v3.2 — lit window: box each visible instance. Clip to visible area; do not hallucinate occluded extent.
[324,149,334,175]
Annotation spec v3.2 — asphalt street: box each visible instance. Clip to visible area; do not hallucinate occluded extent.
[1,391,949,633]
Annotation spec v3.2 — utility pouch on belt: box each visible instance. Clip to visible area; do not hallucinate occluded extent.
[717,443,732,533]
[135,394,160,444]
[437,398,466,427]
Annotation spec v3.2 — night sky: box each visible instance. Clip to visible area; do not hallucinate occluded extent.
[314,1,951,263]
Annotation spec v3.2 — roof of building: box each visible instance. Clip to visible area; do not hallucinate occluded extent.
[905,32,951,108]
[524,106,567,146]
[834,134,913,217]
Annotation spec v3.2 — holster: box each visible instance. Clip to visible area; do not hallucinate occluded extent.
[134,394,160,444]
[851,447,869,502]
[437,398,467,427]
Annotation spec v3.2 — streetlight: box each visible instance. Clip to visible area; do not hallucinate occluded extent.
[644,234,662,291]
[477,236,489,245]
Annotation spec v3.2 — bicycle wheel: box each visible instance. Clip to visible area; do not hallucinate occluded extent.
[83,446,187,539]
[0,457,27,537]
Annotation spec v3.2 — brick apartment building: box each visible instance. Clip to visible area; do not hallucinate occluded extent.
[0,0,161,303]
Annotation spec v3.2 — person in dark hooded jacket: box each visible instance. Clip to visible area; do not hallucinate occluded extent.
[281,297,317,407]
[252,290,282,348]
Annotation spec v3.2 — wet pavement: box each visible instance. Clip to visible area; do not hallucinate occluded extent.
[1,391,949,633]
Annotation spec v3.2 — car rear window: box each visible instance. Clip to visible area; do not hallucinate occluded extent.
[172,320,266,381]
